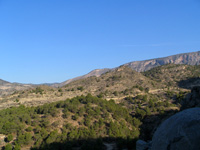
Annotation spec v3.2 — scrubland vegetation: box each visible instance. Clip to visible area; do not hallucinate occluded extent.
[0,64,199,149]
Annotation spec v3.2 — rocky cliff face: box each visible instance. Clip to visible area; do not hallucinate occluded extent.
[124,51,200,72]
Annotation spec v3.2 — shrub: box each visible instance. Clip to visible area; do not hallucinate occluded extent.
[6,134,13,142]
[4,143,12,150]
[14,144,21,150]
[77,86,84,91]
[26,126,33,132]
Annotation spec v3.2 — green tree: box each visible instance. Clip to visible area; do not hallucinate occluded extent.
[136,108,146,119]
[24,132,32,145]
[77,86,84,91]
[46,130,58,144]
[58,89,62,92]
[133,117,142,128]
[7,134,13,142]
[72,114,78,120]
[145,107,151,116]
[148,99,155,108]
[4,143,12,150]
[26,126,33,132]
[14,144,21,150]
[84,117,91,126]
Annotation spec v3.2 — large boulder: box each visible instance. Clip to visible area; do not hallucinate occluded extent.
[151,108,200,150]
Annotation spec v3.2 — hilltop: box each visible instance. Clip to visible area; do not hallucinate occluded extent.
[124,51,200,72]
[0,51,200,97]
[53,51,200,87]
[0,63,197,110]
[0,79,34,97]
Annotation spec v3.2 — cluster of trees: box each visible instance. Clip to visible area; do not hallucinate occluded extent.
[124,92,178,120]
[31,87,44,95]
[0,94,141,150]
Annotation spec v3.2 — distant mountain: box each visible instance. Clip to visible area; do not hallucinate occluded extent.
[0,65,163,109]
[0,79,34,97]
[53,51,200,87]
[1,51,200,94]
[3,62,200,109]
[62,66,161,95]
[52,68,111,87]
[124,51,200,72]
[0,79,10,85]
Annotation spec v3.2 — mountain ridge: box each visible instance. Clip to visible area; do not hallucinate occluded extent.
[52,68,112,87]
[52,51,200,87]
[124,51,200,72]
[0,79,34,97]
[0,51,200,149]
[0,51,200,95]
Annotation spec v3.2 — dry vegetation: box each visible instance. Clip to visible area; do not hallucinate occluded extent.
[0,64,199,149]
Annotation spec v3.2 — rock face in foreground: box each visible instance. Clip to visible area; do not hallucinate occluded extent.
[151,108,200,150]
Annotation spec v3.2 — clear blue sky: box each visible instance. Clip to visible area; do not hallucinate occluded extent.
[0,0,200,84]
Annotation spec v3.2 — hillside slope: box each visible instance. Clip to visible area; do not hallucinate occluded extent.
[52,68,111,87]
[0,79,34,97]
[64,66,160,96]
[143,64,200,89]
[53,51,200,87]
[124,51,200,72]
[0,66,162,109]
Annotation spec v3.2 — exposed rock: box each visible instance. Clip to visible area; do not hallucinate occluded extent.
[139,110,178,142]
[151,108,200,150]
[52,51,200,87]
[124,51,200,72]
[136,140,150,150]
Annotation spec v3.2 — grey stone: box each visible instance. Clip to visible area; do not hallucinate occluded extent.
[136,140,149,150]
[151,108,200,150]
